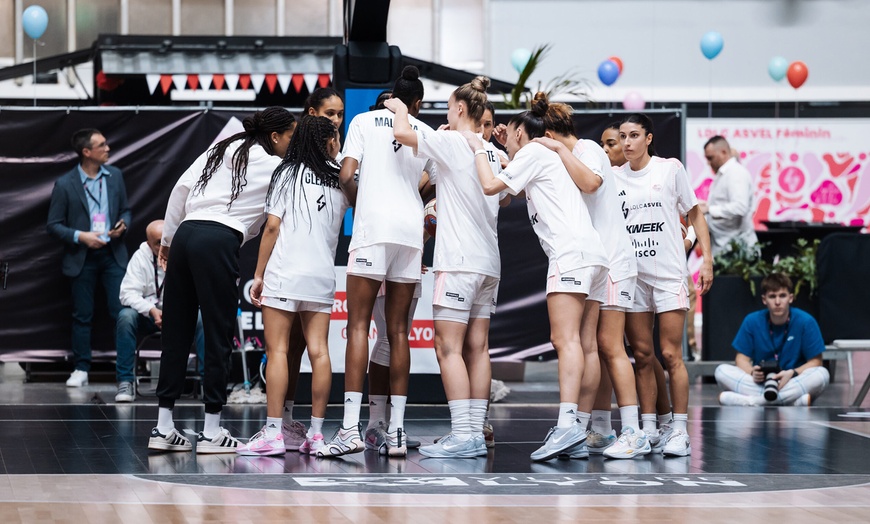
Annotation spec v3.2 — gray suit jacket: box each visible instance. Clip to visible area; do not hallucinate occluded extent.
[46,164,132,277]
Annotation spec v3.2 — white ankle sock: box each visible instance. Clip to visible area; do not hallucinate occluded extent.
[672,413,688,432]
[641,413,657,433]
[658,412,673,426]
[265,417,282,438]
[309,416,324,437]
[203,412,221,438]
[591,409,611,434]
[449,399,472,440]
[157,407,174,434]
[619,405,640,433]
[557,402,578,428]
[469,399,488,435]
[388,395,407,433]
[341,391,363,428]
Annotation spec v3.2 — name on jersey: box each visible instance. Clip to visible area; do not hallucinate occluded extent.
[374,116,419,130]
[626,222,664,234]
[304,172,339,190]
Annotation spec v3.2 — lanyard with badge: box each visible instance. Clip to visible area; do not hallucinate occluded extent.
[152,254,165,300]
[767,314,791,361]
[83,176,107,233]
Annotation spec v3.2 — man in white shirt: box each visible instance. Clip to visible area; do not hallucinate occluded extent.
[699,136,758,256]
[115,220,204,402]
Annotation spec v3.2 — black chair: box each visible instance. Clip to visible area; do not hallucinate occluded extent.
[133,331,202,398]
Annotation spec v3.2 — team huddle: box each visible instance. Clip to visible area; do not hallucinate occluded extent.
[147,65,714,462]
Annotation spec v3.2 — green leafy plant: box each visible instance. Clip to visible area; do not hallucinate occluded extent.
[771,238,820,297]
[503,44,591,109]
[712,239,770,295]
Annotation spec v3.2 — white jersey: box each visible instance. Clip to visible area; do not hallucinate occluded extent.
[572,139,637,282]
[613,156,697,293]
[162,142,280,247]
[342,109,433,251]
[262,165,350,305]
[498,142,608,273]
[415,129,501,278]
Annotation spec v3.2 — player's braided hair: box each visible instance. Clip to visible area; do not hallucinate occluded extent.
[267,115,340,231]
[193,106,296,210]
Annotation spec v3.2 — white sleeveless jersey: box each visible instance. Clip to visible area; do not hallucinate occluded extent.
[498,142,608,273]
[262,165,350,304]
[415,129,501,278]
[613,156,697,293]
[572,139,637,283]
[342,109,433,252]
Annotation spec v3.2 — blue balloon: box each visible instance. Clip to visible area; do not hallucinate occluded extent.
[511,48,532,74]
[768,56,788,82]
[700,31,724,60]
[597,60,619,86]
[23,5,49,40]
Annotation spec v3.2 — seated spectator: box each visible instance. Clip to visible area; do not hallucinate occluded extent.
[715,273,829,406]
[115,220,204,402]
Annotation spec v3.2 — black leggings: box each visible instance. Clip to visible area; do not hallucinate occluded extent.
[157,220,242,413]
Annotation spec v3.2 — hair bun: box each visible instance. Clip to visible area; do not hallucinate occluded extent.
[401,65,420,82]
[531,91,549,117]
[471,76,491,93]
[243,112,264,133]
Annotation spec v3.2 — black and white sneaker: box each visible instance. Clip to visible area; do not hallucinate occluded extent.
[195,427,241,454]
[148,427,192,452]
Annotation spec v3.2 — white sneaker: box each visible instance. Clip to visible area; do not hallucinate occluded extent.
[317,424,364,458]
[195,427,241,454]
[648,424,674,454]
[236,430,285,456]
[560,442,589,459]
[66,370,88,387]
[148,427,192,452]
[419,433,487,458]
[794,393,812,406]
[530,423,587,462]
[719,391,754,406]
[115,382,134,403]
[662,428,692,457]
[603,427,651,459]
[380,428,407,457]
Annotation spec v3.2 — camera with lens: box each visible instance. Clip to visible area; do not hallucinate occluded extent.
[759,359,781,401]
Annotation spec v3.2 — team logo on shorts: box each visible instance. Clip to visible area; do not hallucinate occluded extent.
[620,291,631,299]
[355,257,373,267]
[561,277,581,286]
[446,292,465,302]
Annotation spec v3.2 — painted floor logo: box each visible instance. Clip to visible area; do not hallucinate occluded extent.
[139,473,870,495]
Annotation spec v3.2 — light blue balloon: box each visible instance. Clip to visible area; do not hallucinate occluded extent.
[23,5,49,40]
[511,48,532,74]
[768,56,788,82]
[597,60,619,86]
[700,31,724,60]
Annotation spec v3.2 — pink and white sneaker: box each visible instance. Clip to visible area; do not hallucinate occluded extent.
[299,433,325,455]
[236,430,286,456]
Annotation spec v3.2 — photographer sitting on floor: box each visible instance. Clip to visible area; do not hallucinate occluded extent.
[715,272,829,406]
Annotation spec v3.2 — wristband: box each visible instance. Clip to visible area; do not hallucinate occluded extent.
[792,368,800,376]
[685,225,697,245]
[474,149,487,157]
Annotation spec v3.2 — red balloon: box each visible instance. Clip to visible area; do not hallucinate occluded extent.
[609,56,624,75]
[787,61,808,89]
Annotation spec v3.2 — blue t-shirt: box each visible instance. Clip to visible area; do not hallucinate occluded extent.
[731,307,825,370]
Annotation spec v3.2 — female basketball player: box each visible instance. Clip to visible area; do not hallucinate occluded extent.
[386,76,503,458]
[303,88,345,129]
[148,107,296,454]
[615,113,713,457]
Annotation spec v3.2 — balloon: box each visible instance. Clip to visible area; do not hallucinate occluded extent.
[787,61,809,89]
[511,48,532,74]
[608,56,624,75]
[22,5,48,40]
[768,56,788,82]
[597,60,619,86]
[623,91,646,111]
[700,31,724,60]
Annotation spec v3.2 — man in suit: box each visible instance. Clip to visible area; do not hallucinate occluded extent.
[47,129,132,387]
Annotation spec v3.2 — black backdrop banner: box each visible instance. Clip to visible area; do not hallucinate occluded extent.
[0,107,683,363]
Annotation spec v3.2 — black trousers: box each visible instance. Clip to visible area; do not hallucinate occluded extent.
[157,221,242,413]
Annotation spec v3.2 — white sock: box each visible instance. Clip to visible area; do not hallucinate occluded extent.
[590,409,611,434]
[203,412,221,438]
[641,413,657,433]
[309,416,325,437]
[576,411,592,430]
[469,399,488,436]
[367,394,389,430]
[658,412,673,426]
[341,391,363,428]
[449,399,472,441]
[619,405,640,433]
[388,395,407,433]
[557,402,578,428]
[265,417,282,438]
[672,413,688,432]
[157,407,174,434]
[283,401,295,425]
